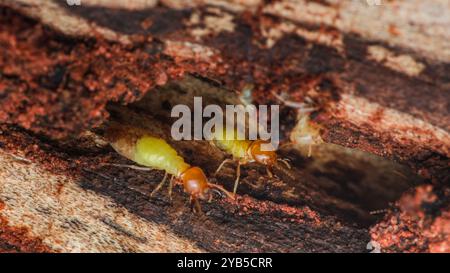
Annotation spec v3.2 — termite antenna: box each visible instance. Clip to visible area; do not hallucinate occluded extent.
[208,183,235,200]
[369,209,389,215]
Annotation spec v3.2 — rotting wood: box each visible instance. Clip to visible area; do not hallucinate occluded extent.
[0,0,449,253]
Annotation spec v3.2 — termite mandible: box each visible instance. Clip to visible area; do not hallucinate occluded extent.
[104,123,234,212]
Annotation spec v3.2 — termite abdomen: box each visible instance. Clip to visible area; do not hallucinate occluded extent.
[105,122,233,211]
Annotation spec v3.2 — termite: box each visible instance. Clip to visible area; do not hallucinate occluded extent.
[290,114,323,157]
[272,91,323,157]
[104,123,233,212]
[211,126,292,195]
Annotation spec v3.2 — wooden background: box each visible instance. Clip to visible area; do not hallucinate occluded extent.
[0,0,448,252]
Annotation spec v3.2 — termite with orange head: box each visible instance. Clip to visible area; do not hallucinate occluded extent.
[211,126,292,196]
[104,123,234,212]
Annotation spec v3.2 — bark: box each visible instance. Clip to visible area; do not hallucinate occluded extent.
[0,0,448,252]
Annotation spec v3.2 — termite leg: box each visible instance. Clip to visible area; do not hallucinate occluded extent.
[168,175,174,200]
[232,161,241,195]
[150,172,168,197]
[393,170,407,179]
[102,163,154,171]
[215,158,234,175]
[308,144,312,157]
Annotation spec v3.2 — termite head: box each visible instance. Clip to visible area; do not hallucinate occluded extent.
[248,140,277,167]
[180,166,235,201]
[179,166,211,200]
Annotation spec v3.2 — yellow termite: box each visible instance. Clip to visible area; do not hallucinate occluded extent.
[104,123,233,211]
[211,126,291,195]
